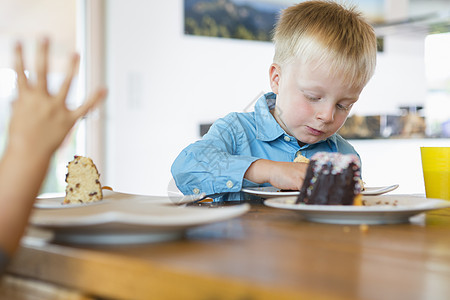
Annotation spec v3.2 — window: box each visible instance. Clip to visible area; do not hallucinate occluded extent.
[0,0,85,195]
[424,32,450,137]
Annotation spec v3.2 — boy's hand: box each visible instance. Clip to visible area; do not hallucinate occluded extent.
[8,38,107,157]
[244,159,308,191]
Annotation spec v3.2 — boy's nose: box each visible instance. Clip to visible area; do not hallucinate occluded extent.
[315,103,335,123]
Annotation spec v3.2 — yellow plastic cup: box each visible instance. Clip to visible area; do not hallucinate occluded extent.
[421,147,450,200]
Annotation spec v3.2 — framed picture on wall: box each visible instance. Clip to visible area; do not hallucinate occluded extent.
[184,0,385,42]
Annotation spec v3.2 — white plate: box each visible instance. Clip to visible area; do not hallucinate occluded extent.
[361,184,400,195]
[242,184,399,198]
[34,190,204,209]
[241,186,299,198]
[31,191,249,244]
[264,194,450,224]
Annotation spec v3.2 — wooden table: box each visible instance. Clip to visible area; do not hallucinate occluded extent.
[3,200,450,300]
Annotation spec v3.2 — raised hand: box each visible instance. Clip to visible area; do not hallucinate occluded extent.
[0,38,106,256]
[8,38,107,156]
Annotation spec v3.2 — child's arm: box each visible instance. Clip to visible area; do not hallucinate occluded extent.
[244,159,308,191]
[171,116,260,196]
[171,112,310,195]
[0,39,106,257]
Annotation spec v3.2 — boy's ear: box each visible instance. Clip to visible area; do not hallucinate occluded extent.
[269,63,281,94]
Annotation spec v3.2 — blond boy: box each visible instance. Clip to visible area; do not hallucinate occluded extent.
[172,1,377,200]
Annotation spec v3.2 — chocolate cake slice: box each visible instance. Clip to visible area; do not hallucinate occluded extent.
[296,152,361,205]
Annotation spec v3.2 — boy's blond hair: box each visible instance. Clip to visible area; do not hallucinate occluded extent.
[273,0,377,88]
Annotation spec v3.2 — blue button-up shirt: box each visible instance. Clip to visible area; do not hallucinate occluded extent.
[171,92,359,201]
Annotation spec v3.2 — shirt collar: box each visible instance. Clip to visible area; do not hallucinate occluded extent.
[254,92,339,148]
[327,133,338,146]
[254,92,285,141]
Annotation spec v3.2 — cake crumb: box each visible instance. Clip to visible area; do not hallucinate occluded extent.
[353,194,363,206]
[293,154,310,163]
[359,224,369,233]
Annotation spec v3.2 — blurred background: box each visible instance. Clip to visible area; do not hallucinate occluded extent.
[0,0,449,196]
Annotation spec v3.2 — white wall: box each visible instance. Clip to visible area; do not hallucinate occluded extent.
[105,0,273,195]
[355,35,427,116]
[104,0,436,196]
[351,138,450,195]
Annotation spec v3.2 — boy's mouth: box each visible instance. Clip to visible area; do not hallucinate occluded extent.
[306,126,324,136]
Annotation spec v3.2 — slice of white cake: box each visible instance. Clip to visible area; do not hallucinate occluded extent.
[63,156,103,204]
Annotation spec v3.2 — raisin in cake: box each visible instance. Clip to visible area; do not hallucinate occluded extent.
[63,156,103,204]
[296,152,361,205]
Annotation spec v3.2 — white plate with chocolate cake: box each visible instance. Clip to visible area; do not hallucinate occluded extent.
[264,194,450,225]
[242,184,399,198]
[244,151,399,198]
[264,152,450,224]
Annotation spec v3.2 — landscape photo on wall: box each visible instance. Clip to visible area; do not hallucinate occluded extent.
[184,0,385,42]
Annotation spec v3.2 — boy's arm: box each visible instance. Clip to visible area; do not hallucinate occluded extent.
[171,114,309,195]
[171,116,260,196]
[244,159,308,191]
[171,139,259,196]
[0,39,106,257]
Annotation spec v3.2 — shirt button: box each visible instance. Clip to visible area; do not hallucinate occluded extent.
[226,180,233,188]
[284,136,291,142]
[193,188,200,194]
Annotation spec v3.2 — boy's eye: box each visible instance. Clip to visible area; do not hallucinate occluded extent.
[337,103,353,111]
[305,94,320,101]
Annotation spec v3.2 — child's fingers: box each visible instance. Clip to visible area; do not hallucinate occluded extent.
[36,38,49,93]
[72,88,107,119]
[14,42,28,90]
[57,53,79,101]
